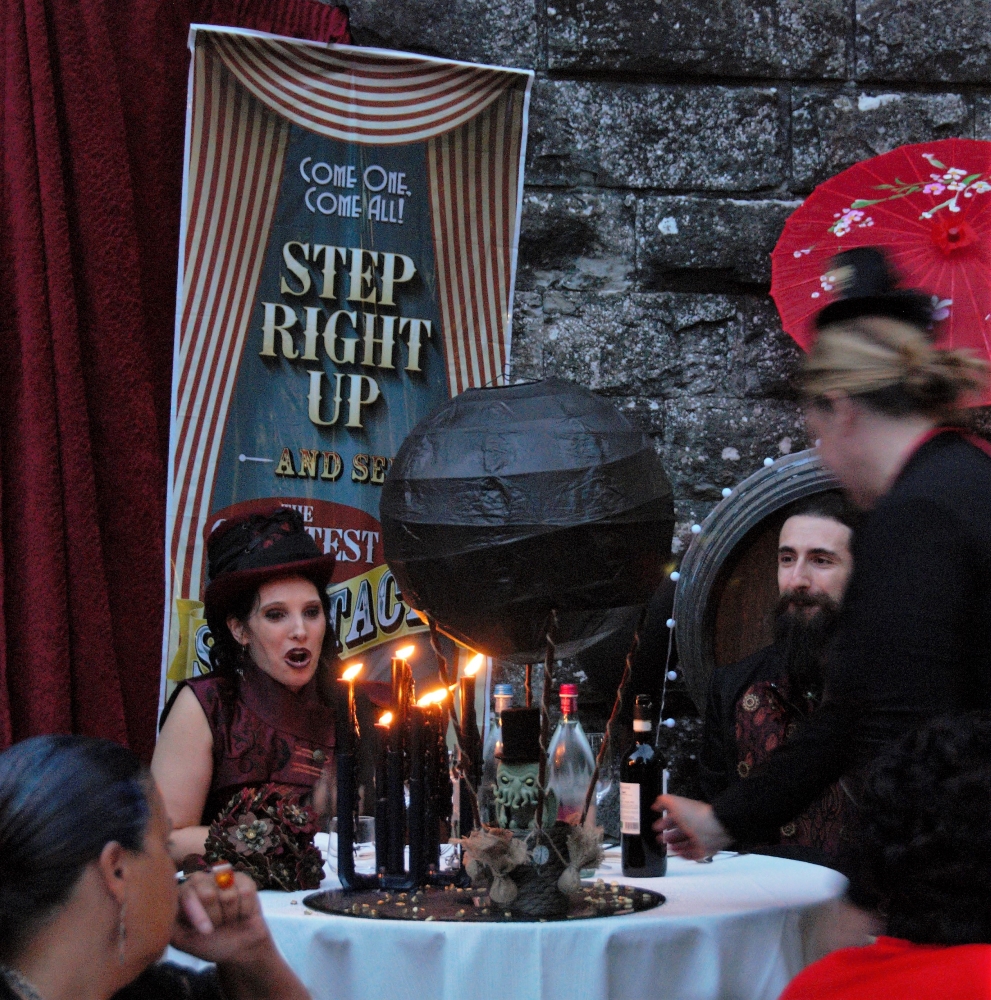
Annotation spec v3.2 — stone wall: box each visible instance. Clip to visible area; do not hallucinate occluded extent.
[346,0,991,545]
[343,1,991,801]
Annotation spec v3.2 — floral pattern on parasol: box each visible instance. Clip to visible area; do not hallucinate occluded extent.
[771,138,991,405]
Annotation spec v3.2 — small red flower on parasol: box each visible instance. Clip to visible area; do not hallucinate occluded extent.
[771,138,991,404]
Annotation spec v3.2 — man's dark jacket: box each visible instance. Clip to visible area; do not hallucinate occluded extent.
[713,431,991,843]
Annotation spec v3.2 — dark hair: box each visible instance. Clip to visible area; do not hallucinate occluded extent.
[0,736,150,961]
[847,715,991,945]
[782,490,857,533]
[205,572,336,682]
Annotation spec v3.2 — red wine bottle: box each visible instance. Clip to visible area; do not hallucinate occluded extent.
[620,695,667,877]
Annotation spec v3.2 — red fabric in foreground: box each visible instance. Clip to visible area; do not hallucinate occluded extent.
[0,0,350,760]
[781,937,991,1000]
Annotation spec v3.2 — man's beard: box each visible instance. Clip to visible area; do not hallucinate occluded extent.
[773,591,841,700]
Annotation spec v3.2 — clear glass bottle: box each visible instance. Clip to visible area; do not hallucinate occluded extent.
[478,683,514,825]
[620,695,667,877]
[548,683,596,825]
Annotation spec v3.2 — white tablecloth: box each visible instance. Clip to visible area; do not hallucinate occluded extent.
[169,840,846,1000]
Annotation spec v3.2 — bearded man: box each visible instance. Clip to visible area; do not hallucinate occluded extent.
[699,492,856,863]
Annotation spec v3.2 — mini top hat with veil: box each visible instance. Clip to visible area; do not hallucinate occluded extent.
[814,247,934,333]
[203,507,336,625]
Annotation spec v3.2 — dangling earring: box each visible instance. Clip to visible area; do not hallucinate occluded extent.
[117,898,127,966]
[238,642,250,674]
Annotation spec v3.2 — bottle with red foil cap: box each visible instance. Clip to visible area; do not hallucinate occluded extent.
[548,683,596,825]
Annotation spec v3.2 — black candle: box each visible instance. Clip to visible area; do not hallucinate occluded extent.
[386,742,405,875]
[390,645,416,735]
[431,700,450,870]
[374,713,391,874]
[335,663,364,890]
[460,654,484,789]
[424,709,437,873]
[408,705,426,884]
[339,663,363,752]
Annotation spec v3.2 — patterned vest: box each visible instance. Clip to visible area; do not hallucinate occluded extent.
[734,677,847,855]
[182,667,336,824]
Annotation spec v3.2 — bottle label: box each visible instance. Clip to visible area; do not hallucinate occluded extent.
[620,781,640,835]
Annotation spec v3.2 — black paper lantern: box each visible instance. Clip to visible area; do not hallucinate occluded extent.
[380,379,674,662]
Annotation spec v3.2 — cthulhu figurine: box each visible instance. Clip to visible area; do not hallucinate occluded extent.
[491,708,556,831]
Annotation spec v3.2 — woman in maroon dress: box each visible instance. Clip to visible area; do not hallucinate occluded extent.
[152,508,337,861]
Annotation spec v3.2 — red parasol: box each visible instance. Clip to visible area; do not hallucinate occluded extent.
[771,138,991,404]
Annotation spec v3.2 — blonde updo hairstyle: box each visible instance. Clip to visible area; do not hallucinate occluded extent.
[800,314,989,418]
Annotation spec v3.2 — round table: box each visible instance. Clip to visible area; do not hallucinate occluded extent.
[169,841,847,1000]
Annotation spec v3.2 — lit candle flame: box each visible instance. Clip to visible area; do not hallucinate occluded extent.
[377,711,393,726]
[341,663,363,682]
[416,688,449,707]
[463,653,484,677]
[394,644,416,660]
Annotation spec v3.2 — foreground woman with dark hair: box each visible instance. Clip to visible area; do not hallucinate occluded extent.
[0,736,309,1000]
[781,715,991,999]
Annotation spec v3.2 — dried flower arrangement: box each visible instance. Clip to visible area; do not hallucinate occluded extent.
[203,784,325,892]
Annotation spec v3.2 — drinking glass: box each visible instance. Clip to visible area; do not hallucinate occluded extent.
[586,733,613,807]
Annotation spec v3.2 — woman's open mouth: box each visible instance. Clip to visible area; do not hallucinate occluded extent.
[285,648,312,668]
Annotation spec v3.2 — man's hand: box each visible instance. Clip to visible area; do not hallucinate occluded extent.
[652,794,732,861]
[171,871,271,962]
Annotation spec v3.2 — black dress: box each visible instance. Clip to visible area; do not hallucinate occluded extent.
[0,964,225,1000]
[713,430,991,844]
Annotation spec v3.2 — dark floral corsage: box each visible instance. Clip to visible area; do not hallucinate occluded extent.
[203,785,325,891]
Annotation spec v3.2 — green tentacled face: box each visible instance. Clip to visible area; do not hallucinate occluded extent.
[492,761,556,831]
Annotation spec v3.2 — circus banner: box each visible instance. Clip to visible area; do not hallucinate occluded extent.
[160,26,532,707]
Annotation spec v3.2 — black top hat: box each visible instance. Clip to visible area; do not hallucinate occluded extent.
[203,507,335,623]
[497,707,543,765]
[814,247,933,332]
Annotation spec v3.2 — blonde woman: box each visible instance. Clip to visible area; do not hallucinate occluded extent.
[656,247,991,861]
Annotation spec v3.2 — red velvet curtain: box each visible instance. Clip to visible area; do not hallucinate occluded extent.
[0,0,350,760]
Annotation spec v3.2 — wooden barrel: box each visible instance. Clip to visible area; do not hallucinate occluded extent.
[672,449,838,710]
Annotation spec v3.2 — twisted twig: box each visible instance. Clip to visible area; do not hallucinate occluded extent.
[427,618,482,830]
[429,618,452,687]
[579,609,647,826]
[534,610,558,832]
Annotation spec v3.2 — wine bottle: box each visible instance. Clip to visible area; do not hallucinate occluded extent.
[478,684,514,825]
[548,683,596,825]
[620,695,667,877]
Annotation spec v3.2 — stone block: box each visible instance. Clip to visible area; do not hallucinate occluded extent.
[515,291,742,397]
[735,298,805,399]
[976,93,991,142]
[527,80,786,190]
[517,190,635,294]
[856,0,991,83]
[636,197,801,290]
[509,291,545,382]
[547,0,848,79]
[662,395,809,526]
[346,0,538,69]
[792,88,970,192]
